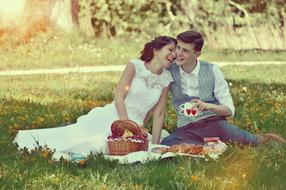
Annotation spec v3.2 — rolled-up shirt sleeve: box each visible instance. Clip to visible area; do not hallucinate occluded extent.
[213,64,235,116]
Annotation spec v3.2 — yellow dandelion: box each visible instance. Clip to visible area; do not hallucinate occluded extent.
[86,100,99,107]
[30,125,37,129]
[73,176,80,181]
[99,185,109,190]
[41,150,50,158]
[242,87,247,92]
[242,174,246,179]
[78,159,87,165]
[13,124,21,130]
[36,116,45,124]
[64,117,70,122]
[48,160,54,164]
[179,166,184,172]
[191,175,199,181]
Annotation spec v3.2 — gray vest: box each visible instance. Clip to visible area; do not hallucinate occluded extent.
[168,61,219,127]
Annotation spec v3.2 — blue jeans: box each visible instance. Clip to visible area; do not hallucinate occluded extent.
[161,116,258,146]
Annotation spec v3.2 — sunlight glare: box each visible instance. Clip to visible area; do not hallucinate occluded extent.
[0,0,26,26]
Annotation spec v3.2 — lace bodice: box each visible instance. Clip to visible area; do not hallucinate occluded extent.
[124,59,173,125]
[133,59,173,89]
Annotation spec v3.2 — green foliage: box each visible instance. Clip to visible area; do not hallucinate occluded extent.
[81,0,179,38]
[77,0,286,50]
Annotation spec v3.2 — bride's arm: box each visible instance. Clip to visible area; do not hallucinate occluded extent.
[114,62,135,120]
[151,85,170,144]
[143,109,153,126]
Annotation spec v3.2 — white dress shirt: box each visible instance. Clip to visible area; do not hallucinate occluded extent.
[179,60,235,116]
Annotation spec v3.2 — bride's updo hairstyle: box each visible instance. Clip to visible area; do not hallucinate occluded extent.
[140,36,177,62]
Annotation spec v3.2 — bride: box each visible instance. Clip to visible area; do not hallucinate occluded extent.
[14,36,177,158]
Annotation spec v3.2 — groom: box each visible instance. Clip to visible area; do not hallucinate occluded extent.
[160,30,285,146]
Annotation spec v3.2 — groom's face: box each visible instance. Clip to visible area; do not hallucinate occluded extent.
[175,40,201,66]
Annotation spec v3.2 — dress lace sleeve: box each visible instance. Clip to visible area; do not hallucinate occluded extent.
[161,70,174,88]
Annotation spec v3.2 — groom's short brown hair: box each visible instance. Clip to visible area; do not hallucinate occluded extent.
[177,31,204,52]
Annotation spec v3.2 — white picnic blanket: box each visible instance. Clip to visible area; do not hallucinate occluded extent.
[53,143,227,164]
[103,144,212,164]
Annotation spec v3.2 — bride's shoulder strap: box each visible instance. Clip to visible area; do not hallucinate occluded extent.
[129,58,143,66]
[161,69,174,87]
[129,58,144,74]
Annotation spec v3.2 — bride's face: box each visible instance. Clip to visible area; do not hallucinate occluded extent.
[154,42,176,68]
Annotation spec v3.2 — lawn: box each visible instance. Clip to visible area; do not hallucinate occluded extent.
[0,64,286,189]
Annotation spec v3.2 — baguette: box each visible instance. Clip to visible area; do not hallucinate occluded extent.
[151,143,204,155]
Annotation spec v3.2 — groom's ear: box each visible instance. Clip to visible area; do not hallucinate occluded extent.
[195,51,201,57]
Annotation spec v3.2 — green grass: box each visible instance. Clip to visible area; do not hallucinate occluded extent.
[222,64,286,85]
[1,31,286,71]
[202,49,286,63]
[0,64,286,189]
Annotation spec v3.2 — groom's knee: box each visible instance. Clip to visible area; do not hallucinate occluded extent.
[160,135,180,146]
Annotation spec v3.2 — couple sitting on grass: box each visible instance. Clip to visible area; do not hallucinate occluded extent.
[14,30,285,160]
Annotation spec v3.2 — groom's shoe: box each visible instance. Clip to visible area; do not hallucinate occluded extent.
[255,133,286,144]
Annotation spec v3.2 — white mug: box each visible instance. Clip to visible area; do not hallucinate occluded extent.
[179,102,200,117]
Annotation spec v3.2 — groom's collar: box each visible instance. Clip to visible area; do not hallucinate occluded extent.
[179,60,200,76]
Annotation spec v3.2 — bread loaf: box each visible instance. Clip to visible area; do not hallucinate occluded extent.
[111,120,142,137]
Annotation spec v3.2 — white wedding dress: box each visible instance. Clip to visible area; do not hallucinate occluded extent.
[14,59,173,157]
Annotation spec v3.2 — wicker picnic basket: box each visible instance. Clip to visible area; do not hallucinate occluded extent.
[107,120,149,156]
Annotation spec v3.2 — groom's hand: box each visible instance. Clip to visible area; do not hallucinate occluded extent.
[191,99,232,117]
[191,99,211,112]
